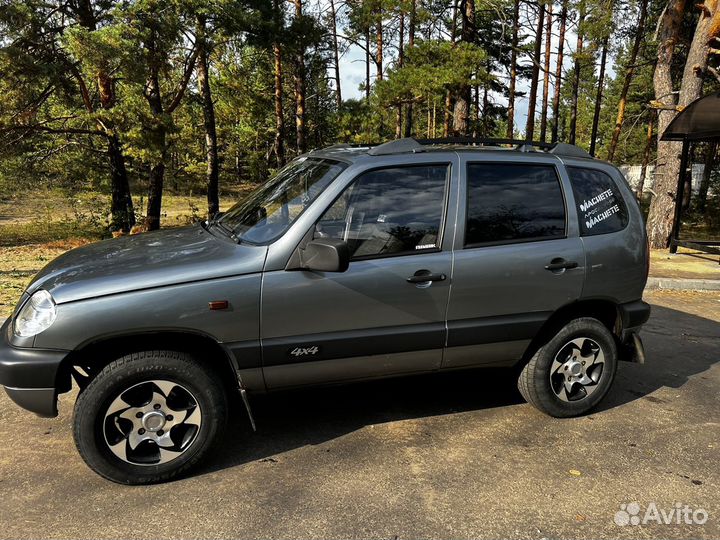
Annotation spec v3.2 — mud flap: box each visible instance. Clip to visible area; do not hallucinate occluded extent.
[619,331,645,364]
[236,370,256,431]
[631,332,646,364]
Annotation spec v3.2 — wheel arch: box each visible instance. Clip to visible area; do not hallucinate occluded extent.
[56,330,239,396]
[520,298,622,365]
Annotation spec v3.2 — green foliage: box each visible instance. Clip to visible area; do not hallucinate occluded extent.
[0,0,716,234]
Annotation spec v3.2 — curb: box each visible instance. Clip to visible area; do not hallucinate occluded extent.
[646,277,720,291]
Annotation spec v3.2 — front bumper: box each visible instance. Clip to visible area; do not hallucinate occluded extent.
[0,318,69,417]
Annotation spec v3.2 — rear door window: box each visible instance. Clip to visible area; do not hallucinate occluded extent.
[567,167,628,236]
[464,163,566,247]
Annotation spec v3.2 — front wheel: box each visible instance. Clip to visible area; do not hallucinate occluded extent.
[73,350,227,484]
[518,318,618,417]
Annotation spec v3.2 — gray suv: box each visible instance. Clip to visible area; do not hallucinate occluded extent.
[0,138,650,484]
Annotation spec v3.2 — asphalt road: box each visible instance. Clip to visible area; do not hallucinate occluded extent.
[0,290,718,539]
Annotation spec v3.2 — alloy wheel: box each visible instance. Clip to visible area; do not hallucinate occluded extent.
[549,337,606,402]
[102,380,202,466]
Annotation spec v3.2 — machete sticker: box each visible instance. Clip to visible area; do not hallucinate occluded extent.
[578,186,622,230]
[585,204,621,230]
[579,188,614,212]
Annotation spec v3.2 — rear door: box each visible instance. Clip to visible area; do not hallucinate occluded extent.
[443,155,585,369]
[261,157,459,388]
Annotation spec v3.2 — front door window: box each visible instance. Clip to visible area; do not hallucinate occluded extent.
[314,164,450,259]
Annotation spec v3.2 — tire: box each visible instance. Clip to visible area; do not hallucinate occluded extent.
[73,350,228,484]
[518,318,618,418]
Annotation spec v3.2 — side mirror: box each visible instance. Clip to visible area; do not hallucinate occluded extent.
[300,238,350,272]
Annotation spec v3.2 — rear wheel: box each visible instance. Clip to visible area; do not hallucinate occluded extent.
[518,318,618,417]
[73,350,227,484]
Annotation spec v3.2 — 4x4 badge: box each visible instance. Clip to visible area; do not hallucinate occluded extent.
[289,346,319,357]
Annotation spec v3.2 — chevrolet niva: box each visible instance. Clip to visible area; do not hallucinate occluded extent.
[0,138,650,484]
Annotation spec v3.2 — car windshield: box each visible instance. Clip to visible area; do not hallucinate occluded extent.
[217,157,347,244]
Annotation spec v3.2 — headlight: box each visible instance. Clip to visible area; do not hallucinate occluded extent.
[14,290,57,337]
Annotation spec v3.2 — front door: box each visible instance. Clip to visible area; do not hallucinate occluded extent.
[261,162,455,388]
[444,158,586,369]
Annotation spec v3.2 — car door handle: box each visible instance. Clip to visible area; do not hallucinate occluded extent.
[406,271,447,283]
[545,258,579,271]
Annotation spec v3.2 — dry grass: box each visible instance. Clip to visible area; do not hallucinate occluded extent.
[650,248,720,279]
[0,244,77,319]
[0,187,254,319]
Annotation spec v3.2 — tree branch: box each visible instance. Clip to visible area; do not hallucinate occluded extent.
[708,65,720,83]
[167,45,200,113]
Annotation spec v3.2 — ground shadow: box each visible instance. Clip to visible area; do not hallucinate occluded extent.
[192,303,719,479]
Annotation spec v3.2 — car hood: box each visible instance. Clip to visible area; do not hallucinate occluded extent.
[26,225,268,304]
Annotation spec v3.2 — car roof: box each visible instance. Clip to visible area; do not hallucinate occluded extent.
[308,137,601,165]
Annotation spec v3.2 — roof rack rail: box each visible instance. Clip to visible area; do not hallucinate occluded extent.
[321,142,376,149]
[365,137,593,159]
[367,138,424,155]
[415,137,555,149]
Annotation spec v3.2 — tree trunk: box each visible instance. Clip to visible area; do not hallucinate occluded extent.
[399,9,405,67]
[396,8,405,139]
[197,16,219,219]
[569,6,585,146]
[451,0,460,41]
[698,141,717,212]
[478,68,485,136]
[646,0,686,248]
[97,71,134,232]
[539,3,553,142]
[444,91,453,137]
[376,9,383,81]
[76,3,134,232]
[329,0,342,108]
[452,0,475,135]
[526,2,546,140]
[143,31,166,232]
[646,0,720,248]
[365,27,371,101]
[107,134,134,232]
[607,0,648,161]
[427,97,432,137]
[294,0,306,153]
[507,0,521,138]
[551,0,567,143]
[637,112,654,201]
[273,42,285,166]
[144,93,166,230]
[409,0,416,47]
[589,31,610,156]
[404,0,416,138]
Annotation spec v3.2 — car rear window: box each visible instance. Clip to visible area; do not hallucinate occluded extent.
[567,167,628,236]
[465,163,566,247]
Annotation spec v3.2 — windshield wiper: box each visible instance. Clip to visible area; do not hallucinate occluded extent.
[209,219,240,243]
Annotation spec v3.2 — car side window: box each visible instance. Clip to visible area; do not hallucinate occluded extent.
[314,164,449,259]
[465,163,566,247]
[567,167,629,236]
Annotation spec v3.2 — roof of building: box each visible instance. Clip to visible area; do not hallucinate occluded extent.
[662,92,720,142]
